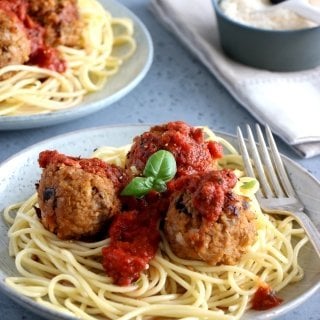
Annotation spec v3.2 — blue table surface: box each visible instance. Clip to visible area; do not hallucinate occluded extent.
[0,0,319,319]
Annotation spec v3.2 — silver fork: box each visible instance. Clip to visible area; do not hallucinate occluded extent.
[237,124,320,257]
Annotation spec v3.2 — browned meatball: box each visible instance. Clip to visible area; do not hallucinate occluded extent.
[37,163,120,240]
[164,171,256,265]
[36,150,126,240]
[27,0,82,47]
[0,9,30,69]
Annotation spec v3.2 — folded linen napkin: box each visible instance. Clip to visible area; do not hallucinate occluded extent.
[150,0,320,158]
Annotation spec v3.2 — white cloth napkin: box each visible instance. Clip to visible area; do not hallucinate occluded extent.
[150,0,320,158]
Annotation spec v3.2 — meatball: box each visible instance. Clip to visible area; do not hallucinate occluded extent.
[37,150,127,240]
[0,9,30,70]
[164,170,256,265]
[27,0,82,47]
[126,121,224,177]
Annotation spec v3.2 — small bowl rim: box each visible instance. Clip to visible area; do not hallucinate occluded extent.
[212,0,320,34]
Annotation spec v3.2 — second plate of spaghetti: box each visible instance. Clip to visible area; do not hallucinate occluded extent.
[0,123,319,320]
[0,0,153,130]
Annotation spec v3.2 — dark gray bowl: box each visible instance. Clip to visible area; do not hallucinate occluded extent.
[212,0,320,71]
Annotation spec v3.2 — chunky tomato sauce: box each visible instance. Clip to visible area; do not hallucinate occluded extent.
[0,0,66,72]
[251,285,283,310]
[101,192,168,286]
[0,0,27,18]
[102,208,161,286]
[169,169,238,221]
[127,121,224,177]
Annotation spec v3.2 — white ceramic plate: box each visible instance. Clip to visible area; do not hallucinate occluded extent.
[0,0,153,131]
[0,125,319,320]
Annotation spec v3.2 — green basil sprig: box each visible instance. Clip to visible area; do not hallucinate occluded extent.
[121,150,177,197]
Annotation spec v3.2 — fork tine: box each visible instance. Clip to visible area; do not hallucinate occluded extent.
[255,124,285,198]
[237,126,264,199]
[265,125,296,197]
[237,127,255,177]
[246,125,274,198]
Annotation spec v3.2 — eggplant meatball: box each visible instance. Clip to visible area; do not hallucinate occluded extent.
[164,170,256,265]
[126,121,223,177]
[0,9,30,69]
[37,150,126,240]
[27,0,82,47]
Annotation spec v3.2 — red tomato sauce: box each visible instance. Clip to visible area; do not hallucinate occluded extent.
[168,169,238,221]
[101,192,168,286]
[38,150,128,191]
[0,0,66,72]
[0,0,27,19]
[102,208,161,286]
[251,285,283,310]
[127,121,224,177]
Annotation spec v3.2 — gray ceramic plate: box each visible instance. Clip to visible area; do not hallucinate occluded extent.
[0,125,319,320]
[0,1,153,131]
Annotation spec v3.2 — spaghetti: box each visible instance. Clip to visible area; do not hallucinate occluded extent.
[3,128,308,320]
[0,0,136,116]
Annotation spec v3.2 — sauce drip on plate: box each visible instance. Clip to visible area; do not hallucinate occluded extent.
[252,284,283,310]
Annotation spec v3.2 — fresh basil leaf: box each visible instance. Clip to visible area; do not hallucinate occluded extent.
[121,150,177,198]
[240,180,257,190]
[143,150,177,182]
[153,179,167,193]
[121,177,154,197]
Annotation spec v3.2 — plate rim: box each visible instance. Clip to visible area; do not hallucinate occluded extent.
[0,124,319,320]
[0,0,154,130]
